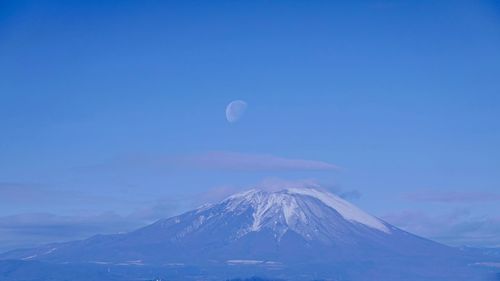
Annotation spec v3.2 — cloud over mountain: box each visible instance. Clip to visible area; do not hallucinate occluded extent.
[182,151,340,172]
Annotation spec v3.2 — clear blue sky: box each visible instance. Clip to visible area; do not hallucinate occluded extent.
[1,0,499,251]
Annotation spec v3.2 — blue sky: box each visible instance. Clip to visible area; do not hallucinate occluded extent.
[1,0,499,251]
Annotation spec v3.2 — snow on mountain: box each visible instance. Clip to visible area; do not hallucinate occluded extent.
[215,187,390,242]
[0,187,496,280]
[286,188,389,232]
[0,187,454,265]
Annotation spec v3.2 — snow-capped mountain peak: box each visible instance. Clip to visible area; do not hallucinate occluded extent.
[286,187,389,233]
[0,186,458,273]
[220,187,390,237]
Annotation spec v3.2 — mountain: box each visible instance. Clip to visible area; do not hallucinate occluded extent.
[1,187,498,280]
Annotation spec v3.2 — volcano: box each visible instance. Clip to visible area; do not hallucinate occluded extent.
[0,188,495,280]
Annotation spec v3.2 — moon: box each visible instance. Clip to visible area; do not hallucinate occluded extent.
[225,100,247,123]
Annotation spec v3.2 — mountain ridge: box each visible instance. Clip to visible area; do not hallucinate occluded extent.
[0,187,496,280]
[0,187,452,264]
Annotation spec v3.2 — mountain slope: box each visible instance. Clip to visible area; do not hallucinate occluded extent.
[0,187,495,280]
[1,188,454,263]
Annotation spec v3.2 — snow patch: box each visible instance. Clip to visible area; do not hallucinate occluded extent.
[226,259,283,267]
[22,247,57,260]
[117,260,144,266]
[165,262,185,266]
[217,187,390,242]
[43,247,57,255]
[287,188,390,233]
[474,262,500,268]
[21,254,37,260]
[90,261,112,265]
[226,259,263,265]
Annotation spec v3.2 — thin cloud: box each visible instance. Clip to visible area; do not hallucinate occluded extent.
[0,182,123,206]
[194,186,242,205]
[193,178,325,205]
[253,177,361,200]
[0,212,136,252]
[0,182,50,203]
[0,199,180,253]
[255,177,322,191]
[382,210,500,247]
[405,191,500,203]
[195,178,360,206]
[73,151,340,175]
[183,151,340,172]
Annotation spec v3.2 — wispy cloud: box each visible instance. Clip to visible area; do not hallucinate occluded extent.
[191,178,323,205]
[254,177,323,191]
[0,182,53,203]
[194,177,360,206]
[0,182,181,252]
[194,185,241,205]
[0,212,134,252]
[404,191,500,203]
[382,210,500,247]
[74,151,340,176]
[0,199,180,253]
[253,177,361,200]
[0,182,129,207]
[182,151,340,172]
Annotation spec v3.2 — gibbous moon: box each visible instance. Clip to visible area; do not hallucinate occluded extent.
[225,100,247,123]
